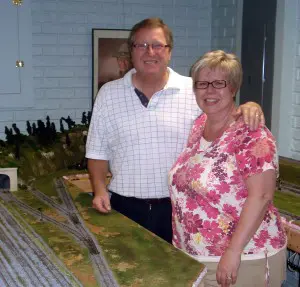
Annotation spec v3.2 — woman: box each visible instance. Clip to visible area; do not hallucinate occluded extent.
[168,50,287,287]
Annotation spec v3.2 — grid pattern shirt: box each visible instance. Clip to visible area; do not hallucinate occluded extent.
[86,68,202,198]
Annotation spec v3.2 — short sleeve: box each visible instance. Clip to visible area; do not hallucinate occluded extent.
[186,114,205,149]
[85,87,110,160]
[235,124,278,179]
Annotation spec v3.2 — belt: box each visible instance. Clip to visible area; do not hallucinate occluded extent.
[110,191,170,205]
[141,197,170,204]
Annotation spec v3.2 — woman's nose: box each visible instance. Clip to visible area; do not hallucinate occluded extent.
[207,83,215,92]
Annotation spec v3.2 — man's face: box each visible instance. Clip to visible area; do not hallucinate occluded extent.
[117,57,132,73]
[130,27,172,77]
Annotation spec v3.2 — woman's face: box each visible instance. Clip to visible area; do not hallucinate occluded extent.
[194,67,235,116]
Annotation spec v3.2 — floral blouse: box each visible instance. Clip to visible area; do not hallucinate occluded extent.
[168,114,286,257]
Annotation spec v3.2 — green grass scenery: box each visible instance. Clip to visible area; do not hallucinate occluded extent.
[1,170,205,287]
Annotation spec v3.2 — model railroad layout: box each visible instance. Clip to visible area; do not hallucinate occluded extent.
[277,179,300,220]
[0,179,119,287]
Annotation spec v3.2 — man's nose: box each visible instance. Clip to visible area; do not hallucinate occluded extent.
[146,45,155,55]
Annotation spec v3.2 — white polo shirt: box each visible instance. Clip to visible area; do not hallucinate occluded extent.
[86,68,201,198]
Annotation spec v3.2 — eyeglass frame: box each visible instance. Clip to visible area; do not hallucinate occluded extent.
[194,80,227,89]
[132,42,171,51]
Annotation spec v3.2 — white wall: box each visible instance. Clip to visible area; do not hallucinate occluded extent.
[2,0,300,161]
[211,0,238,53]
[291,0,300,159]
[0,0,211,139]
[272,0,300,160]
[212,0,300,160]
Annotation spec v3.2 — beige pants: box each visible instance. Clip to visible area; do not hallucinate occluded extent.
[200,248,286,287]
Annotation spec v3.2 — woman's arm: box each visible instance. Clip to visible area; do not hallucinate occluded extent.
[216,169,276,287]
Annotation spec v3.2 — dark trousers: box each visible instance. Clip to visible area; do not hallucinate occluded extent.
[110,192,173,243]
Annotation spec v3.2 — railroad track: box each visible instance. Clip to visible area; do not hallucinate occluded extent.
[54,178,119,287]
[277,180,300,196]
[279,209,300,221]
[0,181,119,287]
[0,202,82,287]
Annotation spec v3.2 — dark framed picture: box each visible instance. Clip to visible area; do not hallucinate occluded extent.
[92,29,132,104]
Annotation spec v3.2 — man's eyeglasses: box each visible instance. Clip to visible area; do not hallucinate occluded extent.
[132,43,170,52]
[194,80,227,89]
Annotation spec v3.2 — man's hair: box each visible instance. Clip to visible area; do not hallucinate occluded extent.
[128,18,173,51]
[191,50,243,91]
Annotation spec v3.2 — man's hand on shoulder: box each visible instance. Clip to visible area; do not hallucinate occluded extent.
[233,101,265,131]
[92,190,111,213]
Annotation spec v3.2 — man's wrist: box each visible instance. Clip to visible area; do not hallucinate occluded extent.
[94,187,108,197]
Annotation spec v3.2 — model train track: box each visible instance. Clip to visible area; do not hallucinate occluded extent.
[0,181,119,287]
[0,202,82,287]
[277,180,300,195]
[54,178,78,213]
[28,186,69,215]
[53,178,119,287]
[279,209,300,221]
[2,191,84,240]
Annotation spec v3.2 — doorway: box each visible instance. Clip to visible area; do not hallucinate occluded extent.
[240,0,277,129]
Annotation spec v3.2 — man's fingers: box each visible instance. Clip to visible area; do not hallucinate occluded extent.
[103,197,111,211]
[238,107,251,126]
[93,196,111,213]
[260,112,266,125]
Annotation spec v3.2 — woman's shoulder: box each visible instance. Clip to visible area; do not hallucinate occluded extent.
[234,118,275,141]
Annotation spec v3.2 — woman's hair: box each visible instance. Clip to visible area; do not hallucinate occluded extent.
[191,50,243,91]
[128,18,174,51]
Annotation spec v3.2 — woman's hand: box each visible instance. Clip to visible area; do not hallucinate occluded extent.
[216,248,241,286]
[233,102,265,131]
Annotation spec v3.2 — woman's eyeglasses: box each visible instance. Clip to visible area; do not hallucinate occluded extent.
[194,80,227,89]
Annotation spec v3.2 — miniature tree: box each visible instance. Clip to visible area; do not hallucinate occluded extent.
[32,123,37,136]
[46,116,51,130]
[50,122,57,142]
[12,123,21,159]
[66,116,75,130]
[5,126,14,144]
[87,111,92,125]
[60,119,65,133]
[37,120,46,134]
[81,112,87,125]
[12,123,20,136]
[26,121,32,135]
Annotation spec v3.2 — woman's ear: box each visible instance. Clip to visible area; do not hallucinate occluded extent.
[230,86,237,97]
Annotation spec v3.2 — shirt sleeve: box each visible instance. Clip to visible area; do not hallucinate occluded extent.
[85,87,110,160]
[235,124,278,179]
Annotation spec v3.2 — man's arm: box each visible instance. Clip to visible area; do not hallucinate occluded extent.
[234,101,265,130]
[88,159,111,213]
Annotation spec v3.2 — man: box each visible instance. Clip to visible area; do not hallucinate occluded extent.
[86,18,264,243]
[113,42,133,79]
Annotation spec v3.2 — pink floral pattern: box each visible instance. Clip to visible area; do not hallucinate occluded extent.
[169,114,286,257]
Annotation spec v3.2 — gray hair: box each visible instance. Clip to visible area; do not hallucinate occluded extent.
[191,50,243,92]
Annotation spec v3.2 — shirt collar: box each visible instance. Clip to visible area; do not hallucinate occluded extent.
[123,67,190,91]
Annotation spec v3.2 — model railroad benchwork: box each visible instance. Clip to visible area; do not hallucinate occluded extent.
[0,173,207,287]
